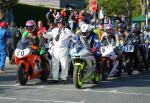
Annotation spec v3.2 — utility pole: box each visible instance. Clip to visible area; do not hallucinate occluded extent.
[127,0,132,27]
[145,0,149,25]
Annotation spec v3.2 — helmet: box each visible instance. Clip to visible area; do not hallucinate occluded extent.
[105,25,112,34]
[144,25,149,30]
[81,23,91,32]
[105,24,112,30]
[25,20,36,32]
[0,22,9,28]
[80,23,91,37]
[131,23,140,29]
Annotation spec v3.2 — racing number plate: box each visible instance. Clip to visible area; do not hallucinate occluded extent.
[100,46,114,56]
[124,45,134,52]
[15,48,30,58]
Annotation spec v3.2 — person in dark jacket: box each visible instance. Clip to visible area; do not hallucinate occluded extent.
[7,22,21,64]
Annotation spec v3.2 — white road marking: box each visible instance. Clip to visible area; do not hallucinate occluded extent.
[0,84,19,87]
[0,96,82,103]
[17,85,150,96]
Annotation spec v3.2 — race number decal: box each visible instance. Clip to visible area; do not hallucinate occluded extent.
[15,48,30,58]
[124,45,134,52]
[100,46,115,56]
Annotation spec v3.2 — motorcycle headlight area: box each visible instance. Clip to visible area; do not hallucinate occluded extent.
[15,48,31,58]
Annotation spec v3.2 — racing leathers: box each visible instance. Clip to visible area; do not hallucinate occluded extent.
[77,31,101,73]
[101,32,119,77]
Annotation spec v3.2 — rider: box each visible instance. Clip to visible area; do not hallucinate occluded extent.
[131,23,144,71]
[143,25,150,70]
[22,20,46,66]
[77,23,101,72]
[101,25,119,77]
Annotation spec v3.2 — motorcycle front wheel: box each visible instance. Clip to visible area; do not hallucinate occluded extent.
[17,63,28,86]
[73,65,84,89]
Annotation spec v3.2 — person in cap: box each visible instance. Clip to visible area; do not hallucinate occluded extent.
[46,18,75,84]
[0,21,11,75]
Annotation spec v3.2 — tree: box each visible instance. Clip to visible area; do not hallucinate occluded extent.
[98,0,127,16]
[97,0,142,17]
[140,0,146,15]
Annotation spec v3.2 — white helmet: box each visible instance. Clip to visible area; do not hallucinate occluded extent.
[80,24,91,33]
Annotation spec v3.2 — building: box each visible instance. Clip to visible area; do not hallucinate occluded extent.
[19,0,85,9]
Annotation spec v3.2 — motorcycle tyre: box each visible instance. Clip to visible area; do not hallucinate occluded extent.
[126,59,133,75]
[39,61,50,81]
[73,65,84,89]
[17,63,28,86]
[91,73,101,84]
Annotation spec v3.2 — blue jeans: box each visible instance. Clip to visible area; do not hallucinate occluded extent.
[0,49,7,70]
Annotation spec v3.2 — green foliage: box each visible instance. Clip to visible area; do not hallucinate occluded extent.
[98,0,141,17]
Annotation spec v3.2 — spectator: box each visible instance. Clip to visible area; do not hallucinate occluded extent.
[60,7,67,20]
[37,20,47,35]
[53,10,58,24]
[0,22,11,75]
[76,11,84,24]
[84,11,93,24]
[7,22,21,64]
[46,8,54,23]
[68,10,77,31]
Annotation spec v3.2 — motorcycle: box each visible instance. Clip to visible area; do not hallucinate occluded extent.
[69,39,101,89]
[144,43,150,70]
[100,45,118,80]
[121,42,135,75]
[14,38,50,86]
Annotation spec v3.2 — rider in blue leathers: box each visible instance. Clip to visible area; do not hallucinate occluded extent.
[0,22,11,75]
[76,23,101,72]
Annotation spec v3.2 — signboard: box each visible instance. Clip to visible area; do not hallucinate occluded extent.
[19,0,85,9]
[19,0,60,8]
[91,0,97,12]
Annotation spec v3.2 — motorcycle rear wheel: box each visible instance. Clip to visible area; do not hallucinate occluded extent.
[17,63,28,86]
[73,65,84,89]
[91,73,101,84]
[126,58,133,75]
[39,61,50,81]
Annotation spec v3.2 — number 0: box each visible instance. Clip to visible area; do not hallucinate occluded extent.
[21,51,24,56]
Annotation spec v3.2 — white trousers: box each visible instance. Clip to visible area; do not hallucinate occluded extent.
[109,55,119,76]
[52,48,69,80]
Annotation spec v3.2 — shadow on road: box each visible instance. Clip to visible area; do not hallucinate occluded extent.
[90,71,150,89]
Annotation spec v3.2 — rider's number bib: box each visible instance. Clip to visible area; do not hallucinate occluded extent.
[100,46,115,57]
[15,48,30,58]
[124,45,134,52]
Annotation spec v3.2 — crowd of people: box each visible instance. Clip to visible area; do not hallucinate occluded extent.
[0,7,149,85]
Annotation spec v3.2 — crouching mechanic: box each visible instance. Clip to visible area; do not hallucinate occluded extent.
[22,20,46,65]
[0,22,11,75]
[46,18,75,84]
[77,23,101,73]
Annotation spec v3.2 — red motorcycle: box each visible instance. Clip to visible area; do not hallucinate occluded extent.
[14,39,50,85]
